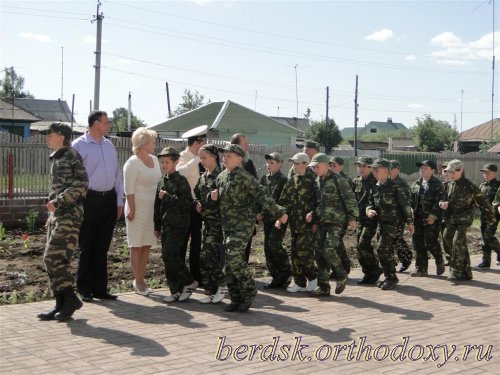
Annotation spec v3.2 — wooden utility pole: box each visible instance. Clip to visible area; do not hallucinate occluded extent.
[92,1,103,110]
[354,75,359,157]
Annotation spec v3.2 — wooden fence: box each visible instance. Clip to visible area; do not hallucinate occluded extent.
[1,133,500,198]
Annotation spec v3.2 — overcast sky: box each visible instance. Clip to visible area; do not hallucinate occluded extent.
[1,0,498,131]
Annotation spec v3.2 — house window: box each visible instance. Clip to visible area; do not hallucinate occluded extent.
[370,128,377,133]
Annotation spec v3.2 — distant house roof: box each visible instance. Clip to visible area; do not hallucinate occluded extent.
[270,117,310,134]
[29,121,88,135]
[0,98,40,122]
[365,119,407,132]
[10,98,73,122]
[487,143,500,153]
[459,118,500,142]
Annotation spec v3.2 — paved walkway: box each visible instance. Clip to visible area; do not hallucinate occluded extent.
[1,255,499,375]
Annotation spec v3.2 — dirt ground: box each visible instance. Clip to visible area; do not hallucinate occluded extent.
[0,221,484,305]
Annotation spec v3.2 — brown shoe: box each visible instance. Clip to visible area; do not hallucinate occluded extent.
[335,278,347,294]
[410,270,428,277]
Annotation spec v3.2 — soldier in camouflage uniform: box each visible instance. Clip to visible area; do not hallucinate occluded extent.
[194,144,228,304]
[440,161,452,265]
[410,160,445,277]
[352,155,382,284]
[39,123,88,321]
[278,153,318,293]
[259,152,292,288]
[329,156,353,277]
[154,147,197,302]
[307,153,358,296]
[389,160,414,272]
[367,159,414,290]
[476,163,500,268]
[439,159,497,281]
[212,144,288,312]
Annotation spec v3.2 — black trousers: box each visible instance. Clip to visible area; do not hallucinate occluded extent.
[182,208,203,284]
[77,190,117,295]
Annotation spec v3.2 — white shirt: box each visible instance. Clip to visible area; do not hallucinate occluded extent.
[176,147,201,199]
[123,155,161,200]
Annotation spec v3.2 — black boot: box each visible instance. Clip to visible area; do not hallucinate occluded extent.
[54,288,83,321]
[38,293,63,321]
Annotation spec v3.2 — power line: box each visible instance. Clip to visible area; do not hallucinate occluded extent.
[1,10,91,21]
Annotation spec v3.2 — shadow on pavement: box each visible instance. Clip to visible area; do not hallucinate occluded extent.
[68,319,168,357]
[396,284,489,307]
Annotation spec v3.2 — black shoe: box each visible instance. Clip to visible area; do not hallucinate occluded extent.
[447,273,465,281]
[476,261,490,269]
[238,301,253,312]
[309,287,331,297]
[224,303,240,312]
[264,278,290,289]
[377,278,387,288]
[380,276,399,290]
[54,288,83,321]
[436,262,446,276]
[38,293,63,321]
[335,278,347,294]
[398,262,411,273]
[93,292,118,300]
[80,292,93,302]
[357,273,380,285]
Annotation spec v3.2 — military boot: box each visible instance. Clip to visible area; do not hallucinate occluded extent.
[38,293,63,321]
[54,288,83,321]
[380,275,399,290]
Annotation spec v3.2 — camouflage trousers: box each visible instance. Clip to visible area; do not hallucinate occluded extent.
[161,224,194,294]
[263,222,292,282]
[412,220,443,273]
[337,225,352,273]
[290,228,317,287]
[480,219,500,263]
[314,223,347,290]
[356,222,382,277]
[44,213,80,293]
[394,222,413,267]
[223,226,257,304]
[374,225,398,278]
[441,219,451,263]
[443,223,472,279]
[200,220,226,295]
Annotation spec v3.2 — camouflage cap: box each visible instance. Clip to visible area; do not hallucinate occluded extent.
[222,143,246,157]
[264,152,283,162]
[41,122,72,141]
[199,144,219,158]
[480,163,498,172]
[309,153,330,167]
[444,159,464,172]
[390,160,401,169]
[371,158,391,170]
[289,152,310,164]
[441,161,449,169]
[354,155,373,166]
[330,156,344,165]
[157,146,180,158]
[416,160,437,170]
[304,140,319,150]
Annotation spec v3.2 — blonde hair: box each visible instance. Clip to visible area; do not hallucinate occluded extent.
[131,127,157,154]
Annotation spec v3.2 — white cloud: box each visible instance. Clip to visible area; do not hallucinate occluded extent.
[365,29,394,42]
[405,55,417,61]
[430,32,464,48]
[19,32,52,43]
[407,104,424,109]
[429,31,499,63]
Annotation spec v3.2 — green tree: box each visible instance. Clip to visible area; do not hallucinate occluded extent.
[173,89,206,116]
[110,107,146,132]
[414,114,458,152]
[0,67,34,98]
[303,107,311,123]
[306,118,343,154]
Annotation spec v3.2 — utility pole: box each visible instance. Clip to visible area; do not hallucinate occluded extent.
[460,89,464,133]
[92,1,103,110]
[491,0,496,141]
[127,92,132,132]
[61,46,64,100]
[165,81,172,118]
[354,75,359,157]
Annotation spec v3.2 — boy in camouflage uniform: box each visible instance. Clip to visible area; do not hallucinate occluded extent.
[154,147,197,302]
[367,159,414,290]
[259,152,292,288]
[476,163,500,268]
[352,155,382,284]
[389,160,414,272]
[278,153,318,293]
[440,161,452,265]
[39,123,88,321]
[410,160,445,277]
[212,144,288,312]
[307,153,358,296]
[194,144,227,304]
[439,159,496,281]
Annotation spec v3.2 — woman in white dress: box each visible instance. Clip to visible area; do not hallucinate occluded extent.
[123,128,162,295]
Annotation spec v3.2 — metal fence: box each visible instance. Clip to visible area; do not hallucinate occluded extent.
[2,133,500,198]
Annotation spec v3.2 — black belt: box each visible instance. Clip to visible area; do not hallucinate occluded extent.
[87,189,115,197]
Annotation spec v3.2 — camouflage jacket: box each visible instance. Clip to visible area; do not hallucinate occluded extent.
[216,166,286,233]
[440,175,495,226]
[49,147,88,216]
[279,172,317,232]
[339,171,354,190]
[314,170,358,225]
[194,166,221,223]
[480,178,500,221]
[353,172,377,224]
[367,178,413,226]
[154,171,193,231]
[259,170,288,222]
[493,189,500,212]
[410,175,444,222]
